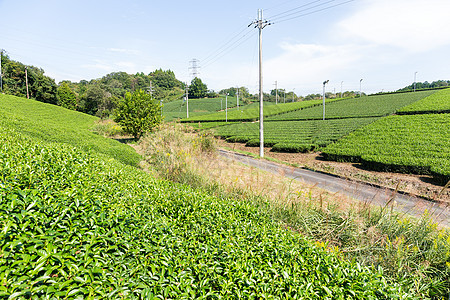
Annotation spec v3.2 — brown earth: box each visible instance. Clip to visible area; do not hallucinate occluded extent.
[216,139,450,203]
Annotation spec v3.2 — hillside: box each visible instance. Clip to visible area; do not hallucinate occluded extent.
[322,88,450,184]
[0,95,413,298]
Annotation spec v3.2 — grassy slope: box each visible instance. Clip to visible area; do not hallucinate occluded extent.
[0,94,141,166]
[398,88,450,114]
[0,96,408,298]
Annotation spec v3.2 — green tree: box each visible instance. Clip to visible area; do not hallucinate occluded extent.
[189,77,207,99]
[114,89,163,139]
[57,82,77,110]
[78,84,107,115]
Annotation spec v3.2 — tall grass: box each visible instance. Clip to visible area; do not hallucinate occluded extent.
[139,123,450,298]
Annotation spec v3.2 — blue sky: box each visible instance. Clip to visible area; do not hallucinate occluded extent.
[1,0,450,96]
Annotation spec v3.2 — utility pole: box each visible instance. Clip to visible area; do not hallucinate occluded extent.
[249,9,271,158]
[147,81,154,96]
[25,66,29,99]
[323,80,329,120]
[359,79,363,98]
[274,81,278,104]
[414,71,418,92]
[185,83,189,119]
[225,93,229,122]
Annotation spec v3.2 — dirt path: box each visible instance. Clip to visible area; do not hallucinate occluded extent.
[219,149,450,227]
[217,139,450,203]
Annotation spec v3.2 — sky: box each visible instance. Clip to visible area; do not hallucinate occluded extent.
[1,0,450,96]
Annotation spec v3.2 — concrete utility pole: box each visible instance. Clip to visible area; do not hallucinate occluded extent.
[25,66,29,99]
[274,81,278,104]
[249,9,271,158]
[323,80,329,120]
[185,83,189,118]
[414,71,418,92]
[359,79,363,98]
[225,93,229,122]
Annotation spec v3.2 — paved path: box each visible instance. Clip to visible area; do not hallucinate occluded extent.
[219,149,450,227]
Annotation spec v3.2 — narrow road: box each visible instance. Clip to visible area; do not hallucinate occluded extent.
[219,149,450,227]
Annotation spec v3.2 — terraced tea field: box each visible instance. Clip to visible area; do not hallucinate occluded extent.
[398,88,450,114]
[0,94,408,298]
[323,113,450,183]
[216,117,379,151]
[182,97,343,122]
[163,96,239,120]
[267,90,435,121]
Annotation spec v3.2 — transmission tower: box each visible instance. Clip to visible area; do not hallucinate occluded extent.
[189,58,200,79]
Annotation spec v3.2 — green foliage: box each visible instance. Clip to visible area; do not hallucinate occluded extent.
[149,69,182,90]
[78,84,108,116]
[57,82,77,110]
[114,89,163,139]
[398,88,450,114]
[398,80,450,92]
[189,77,208,99]
[1,53,57,104]
[0,127,410,298]
[323,114,450,183]
[0,94,141,166]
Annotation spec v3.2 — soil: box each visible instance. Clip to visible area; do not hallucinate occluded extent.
[216,139,450,203]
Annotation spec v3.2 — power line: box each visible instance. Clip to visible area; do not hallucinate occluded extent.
[202,31,257,69]
[267,0,323,19]
[271,0,355,24]
[200,26,252,63]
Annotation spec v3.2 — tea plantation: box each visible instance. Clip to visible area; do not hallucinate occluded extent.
[1,95,415,298]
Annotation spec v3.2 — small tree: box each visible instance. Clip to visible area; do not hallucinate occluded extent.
[114,89,163,139]
[57,82,77,110]
[189,77,207,99]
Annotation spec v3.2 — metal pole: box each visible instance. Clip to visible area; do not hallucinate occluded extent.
[359,79,363,98]
[186,83,189,118]
[323,80,329,120]
[226,93,228,122]
[275,80,278,104]
[414,72,417,92]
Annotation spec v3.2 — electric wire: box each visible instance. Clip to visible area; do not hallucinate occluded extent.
[270,0,355,24]
[266,0,324,19]
[202,30,257,69]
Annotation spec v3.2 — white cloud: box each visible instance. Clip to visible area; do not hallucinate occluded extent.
[337,0,450,52]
